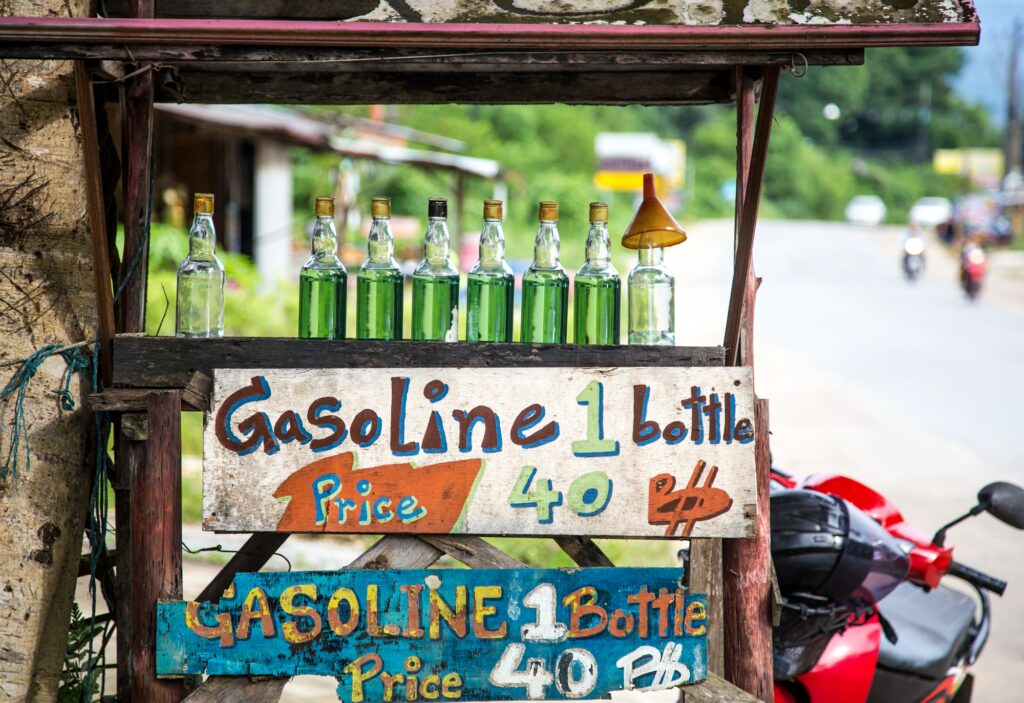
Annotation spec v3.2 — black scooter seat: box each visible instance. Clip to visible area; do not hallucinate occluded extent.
[877,582,976,680]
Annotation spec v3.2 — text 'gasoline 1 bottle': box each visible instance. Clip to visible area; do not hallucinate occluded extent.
[521,201,569,343]
[466,199,514,342]
[356,197,404,340]
[574,202,621,345]
[299,197,347,339]
[176,193,225,338]
[412,198,459,341]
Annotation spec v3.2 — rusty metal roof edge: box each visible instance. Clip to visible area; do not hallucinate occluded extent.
[0,16,980,55]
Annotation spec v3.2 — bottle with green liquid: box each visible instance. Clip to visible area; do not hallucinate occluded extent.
[298,196,347,339]
[573,201,620,345]
[521,201,569,343]
[356,197,404,340]
[466,199,514,343]
[176,193,225,338]
[412,198,459,341]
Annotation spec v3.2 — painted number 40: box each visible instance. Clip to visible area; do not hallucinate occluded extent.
[489,584,598,699]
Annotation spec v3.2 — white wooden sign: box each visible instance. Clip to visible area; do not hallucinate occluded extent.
[203,367,756,538]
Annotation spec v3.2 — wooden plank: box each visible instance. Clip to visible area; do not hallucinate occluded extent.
[554,536,614,568]
[182,676,286,703]
[723,67,779,366]
[419,536,524,569]
[132,391,184,702]
[195,533,290,604]
[89,370,212,412]
[686,539,724,676]
[157,67,733,105]
[114,413,146,698]
[683,672,764,703]
[722,399,773,701]
[203,367,756,538]
[157,567,709,701]
[111,336,726,388]
[73,61,116,387]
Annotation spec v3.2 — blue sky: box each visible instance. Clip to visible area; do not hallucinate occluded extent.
[955,0,1023,126]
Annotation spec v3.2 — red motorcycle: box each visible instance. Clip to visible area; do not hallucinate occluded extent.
[769,469,1024,703]
[960,240,987,300]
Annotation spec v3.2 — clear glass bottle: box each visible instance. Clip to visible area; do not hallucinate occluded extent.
[521,201,569,344]
[299,196,347,339]
[356,197,404,340]
[176,193,225,338]
[574,202,620,345]
[628,246,675,346]
[466,199,514,343]
[412,198,460,341]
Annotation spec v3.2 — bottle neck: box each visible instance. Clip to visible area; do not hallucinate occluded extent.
[638,247,664,267]
[189,213,216,260]
[368,216,395,263]
[424,217,451,265]
[533,220,561,269]
[311,215,339,257]
[584,221,611,267]
[478,219,507,270]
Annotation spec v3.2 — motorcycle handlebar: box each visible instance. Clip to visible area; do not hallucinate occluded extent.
[948,561,1007,596]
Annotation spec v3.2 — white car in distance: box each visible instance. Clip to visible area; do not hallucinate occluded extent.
[908,197,953,227]
[845,195,887,227]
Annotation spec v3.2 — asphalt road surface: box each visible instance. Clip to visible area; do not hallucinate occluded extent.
[673,218,1024,702]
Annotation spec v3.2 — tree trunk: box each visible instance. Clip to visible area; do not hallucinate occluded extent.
[0,1,99,701]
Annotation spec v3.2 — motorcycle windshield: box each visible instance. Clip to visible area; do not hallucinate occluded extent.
[824,501,910,606]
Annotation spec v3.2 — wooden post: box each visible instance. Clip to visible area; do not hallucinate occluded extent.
[119,0,155,333]
[722,399,773,700]
[113,414,146,698]
[131,391,183,703]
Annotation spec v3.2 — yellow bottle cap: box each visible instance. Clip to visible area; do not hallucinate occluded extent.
[589,202,609,223]
[371,197,391,218]
[315,197,334,217]
[483,199,503,220]
[539,201,558,222]
[194,193,214,215]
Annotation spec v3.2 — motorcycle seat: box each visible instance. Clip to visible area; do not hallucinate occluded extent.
[876,582,976,680]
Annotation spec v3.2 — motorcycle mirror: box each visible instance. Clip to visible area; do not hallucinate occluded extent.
[978,482,1024,529]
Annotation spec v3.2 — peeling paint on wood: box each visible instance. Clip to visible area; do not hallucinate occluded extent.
[156,568,708,702]
[203,367,756,538]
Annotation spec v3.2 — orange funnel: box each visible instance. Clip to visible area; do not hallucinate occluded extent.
[621,173,687,250]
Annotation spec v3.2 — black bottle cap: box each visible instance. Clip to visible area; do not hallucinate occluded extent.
[428,198,448,218]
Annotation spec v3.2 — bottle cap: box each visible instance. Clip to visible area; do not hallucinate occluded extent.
[194,193,214,215]
[539,201,558,222]
[621,174,686,249]
[589,202,609,223]
[428,198,448,219]
[371,197,391,218]
[483,199,503,220]
[315,196,334,218]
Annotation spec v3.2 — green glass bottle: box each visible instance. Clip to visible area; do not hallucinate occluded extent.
[299,196,347,339]
[356,197,404,340]
[467,199,514,343]
[521,201,569,344]
[412,198,459,341]
[176,193,225,338]
[574,202,620,345]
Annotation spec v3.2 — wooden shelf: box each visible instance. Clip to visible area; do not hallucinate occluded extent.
[111,335,726,388]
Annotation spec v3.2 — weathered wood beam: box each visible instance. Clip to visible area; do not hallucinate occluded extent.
[683,672,765,703]
[181,676,286,703]
[194,533,289,604]
[156,67,733,105]
[111,336,726,388]
[73,61,116,387]
[132,391,183,702]
[420,536,526,569]
[722,399,773,700]
[554,536,614,567]
[723,66,779,366]
[89,370,212,412]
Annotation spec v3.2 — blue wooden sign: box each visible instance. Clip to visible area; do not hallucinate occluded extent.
[157,568,707,701]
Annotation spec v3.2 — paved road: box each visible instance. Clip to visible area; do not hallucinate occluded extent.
[673,218,1024,702]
